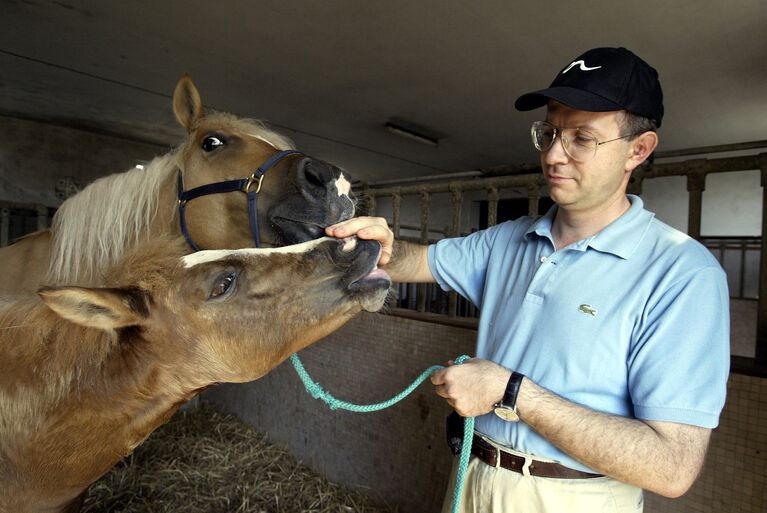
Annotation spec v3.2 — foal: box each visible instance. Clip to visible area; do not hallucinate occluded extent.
[0,236,389,513]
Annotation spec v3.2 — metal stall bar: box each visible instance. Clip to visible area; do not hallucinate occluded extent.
[527,183,540,216]
[417,191,431,312]
[685,161,707,240]
[757,153,767,365]
[487,187,499,228]
[37,206,50,231]
[362,153,764,352]
[0,208,9,247]
[447,183,463,317]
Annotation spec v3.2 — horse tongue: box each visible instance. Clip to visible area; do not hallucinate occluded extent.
[362,267,390,281]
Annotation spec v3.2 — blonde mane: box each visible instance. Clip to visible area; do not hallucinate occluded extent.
[45,116,294,286]
[46,153,178,285]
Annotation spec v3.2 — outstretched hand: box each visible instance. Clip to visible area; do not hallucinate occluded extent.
[326,216,394,266]
[430,358,511,417]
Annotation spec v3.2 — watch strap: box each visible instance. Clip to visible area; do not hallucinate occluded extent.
[500,371,524,409]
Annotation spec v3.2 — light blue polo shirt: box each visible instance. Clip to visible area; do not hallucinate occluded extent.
[427,195,730,473]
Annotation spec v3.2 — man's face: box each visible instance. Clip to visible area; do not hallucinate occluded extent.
[541,101,634,214]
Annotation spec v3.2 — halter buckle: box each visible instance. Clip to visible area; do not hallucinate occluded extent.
[244,174,264,194]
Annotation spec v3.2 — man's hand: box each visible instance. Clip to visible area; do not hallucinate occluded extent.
[326,216,394,265]
[326,217,433,283]
[430,358,511,417]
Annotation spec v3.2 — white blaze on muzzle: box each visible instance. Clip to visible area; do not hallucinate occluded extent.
[334,175,351,197]
[181,237,334,268]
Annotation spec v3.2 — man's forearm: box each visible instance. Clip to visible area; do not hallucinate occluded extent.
[381,240,434,283]
[517,378,710,498]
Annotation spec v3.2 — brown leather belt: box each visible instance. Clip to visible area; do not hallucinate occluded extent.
[471,435,603,479]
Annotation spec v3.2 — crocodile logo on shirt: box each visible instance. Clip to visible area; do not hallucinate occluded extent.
[579,304,598,317]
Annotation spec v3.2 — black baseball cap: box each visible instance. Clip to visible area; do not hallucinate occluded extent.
[515,47,664,127]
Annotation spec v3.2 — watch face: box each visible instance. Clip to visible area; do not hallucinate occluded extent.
[494,406,520,422]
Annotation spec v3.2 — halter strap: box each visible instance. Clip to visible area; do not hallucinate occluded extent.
[177,149,303,250]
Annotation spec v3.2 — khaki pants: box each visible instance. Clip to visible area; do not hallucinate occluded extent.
[441,454,644,513]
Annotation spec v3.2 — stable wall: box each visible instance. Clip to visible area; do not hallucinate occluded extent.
[0,115,166,206]
[204,312,475,513]
[203,312,766,513]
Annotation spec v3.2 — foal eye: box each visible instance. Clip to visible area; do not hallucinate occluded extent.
[202,136,225,152]
[209,272,237,299]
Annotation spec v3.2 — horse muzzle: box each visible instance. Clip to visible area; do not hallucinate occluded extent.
[325,237,391,312]
[268,158,356,245]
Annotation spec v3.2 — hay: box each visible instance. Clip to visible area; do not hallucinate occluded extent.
[82,404,397,513]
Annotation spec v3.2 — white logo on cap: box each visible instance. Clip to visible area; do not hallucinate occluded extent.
[562,60,602,74]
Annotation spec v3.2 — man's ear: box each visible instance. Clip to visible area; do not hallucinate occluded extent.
[626,131,659,172]
[38,286,150,331]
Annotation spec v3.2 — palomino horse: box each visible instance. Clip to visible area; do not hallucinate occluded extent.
[0,75,356,294]
[0,235,390,513]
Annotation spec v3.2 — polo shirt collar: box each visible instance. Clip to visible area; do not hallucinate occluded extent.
[525,195,655,260]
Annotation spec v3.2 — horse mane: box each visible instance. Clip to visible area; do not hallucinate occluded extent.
[46,153,178,285]
[45,114,293,286]
[0,237,187,424]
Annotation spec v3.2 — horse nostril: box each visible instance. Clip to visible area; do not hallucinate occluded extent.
[303,163,326,189]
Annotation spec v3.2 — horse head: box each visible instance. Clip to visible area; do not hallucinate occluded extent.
[172,75,355,250]
[41,236,389,383]
[1,236,389,511]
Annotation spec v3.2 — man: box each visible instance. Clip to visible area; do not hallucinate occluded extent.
[326,47,729,512]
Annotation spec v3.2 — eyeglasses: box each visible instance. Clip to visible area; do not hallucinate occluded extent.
[531,121,634,162]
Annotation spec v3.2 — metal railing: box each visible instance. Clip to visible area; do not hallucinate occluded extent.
[360,144,767,367]
[702,236,760,300]
[0,202,53,247]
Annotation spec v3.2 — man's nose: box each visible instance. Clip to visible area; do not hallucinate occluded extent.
[542,136,570,166]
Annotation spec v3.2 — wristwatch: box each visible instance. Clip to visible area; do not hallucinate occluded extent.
[493,371,524,422]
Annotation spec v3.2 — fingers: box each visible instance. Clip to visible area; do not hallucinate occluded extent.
[430,368,446,385]
[326,216,394,266]
[326,216,389,238]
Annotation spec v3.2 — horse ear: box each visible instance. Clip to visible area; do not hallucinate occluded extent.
[173,73,204,131]
[38,286,150,331]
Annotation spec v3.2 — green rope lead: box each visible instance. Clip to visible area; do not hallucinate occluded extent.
[289,353,474,513]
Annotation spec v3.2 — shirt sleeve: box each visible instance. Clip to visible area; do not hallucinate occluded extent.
[427,223,510,308]
[628,265,730,428]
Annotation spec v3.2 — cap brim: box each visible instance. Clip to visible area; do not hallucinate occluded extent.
[515,86,624,113]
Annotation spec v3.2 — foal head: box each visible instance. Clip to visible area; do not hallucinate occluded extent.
[39,236,390,384]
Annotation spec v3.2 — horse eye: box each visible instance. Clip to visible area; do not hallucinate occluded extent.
[209,272,237,299]
[202,136,225,152]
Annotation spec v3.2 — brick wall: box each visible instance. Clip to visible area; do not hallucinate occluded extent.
[203,313,766,513]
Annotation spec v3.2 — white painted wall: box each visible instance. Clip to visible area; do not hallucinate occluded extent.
[641,170,762,236]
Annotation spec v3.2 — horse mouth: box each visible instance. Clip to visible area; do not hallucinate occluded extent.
[271,216,327,244]
[341,238,391,312]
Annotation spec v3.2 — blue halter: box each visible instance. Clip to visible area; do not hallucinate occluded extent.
[176,150,302,250]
